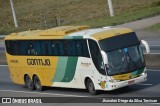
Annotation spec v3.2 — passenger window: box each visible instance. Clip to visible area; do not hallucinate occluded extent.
[66,40,77,56]
[88,40,105,75]
[12,41,19,55]
[5,41,13,55]
[76,40,89,57]
[40,41,52,56]
[52,41,64,56]
[26,41,36,55]
[5,39,89,57]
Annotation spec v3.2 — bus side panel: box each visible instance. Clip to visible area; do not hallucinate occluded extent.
[6,54,59,86]
[53,57,78,82]
[51,57,102,89]
[6,54,20,84]
[8,67,19,84]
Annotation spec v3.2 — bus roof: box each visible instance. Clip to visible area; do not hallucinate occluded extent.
[5,25,134,41]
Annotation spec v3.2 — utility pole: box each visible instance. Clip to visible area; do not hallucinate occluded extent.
[10,0,18,27]
[107,0,115,17]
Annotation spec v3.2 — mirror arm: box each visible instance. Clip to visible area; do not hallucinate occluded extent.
[141,40,150,53]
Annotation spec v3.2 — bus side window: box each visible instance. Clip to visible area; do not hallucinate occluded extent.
[88,40,105,75]
[40,40,52,56]
[20,41,27,55]
[17,41,22,55]
[76,40,89,57]
[27,41,36,55]
[59,41,65,56]
[81,40,89,57]
[5,40,12,55]
[5,40,25,55]
[66,40,77,56]
[52,41,64,56]
[12,41,19,55]
[76,40,82,56]
[35,41,41,55]
[52,41,57,55]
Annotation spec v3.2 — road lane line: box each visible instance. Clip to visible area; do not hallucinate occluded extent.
[144,53,160,54]
[0,65,8,66]
[0,89,91,97]
[149,103,160,105]
[147,69,160,71]
[141,45,160,47]
[137,84,153,86]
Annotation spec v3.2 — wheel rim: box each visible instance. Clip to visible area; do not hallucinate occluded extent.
[34,77,41,90]
[88,80,95,93]
[25,76,32,88]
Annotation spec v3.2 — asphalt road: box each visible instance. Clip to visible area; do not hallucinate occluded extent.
[141,46,160,53]
[0,66,160,105]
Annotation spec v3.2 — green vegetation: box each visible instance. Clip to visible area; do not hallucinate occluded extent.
[0,0,160,34]
[147,23,160,31]
[74,6,160,27]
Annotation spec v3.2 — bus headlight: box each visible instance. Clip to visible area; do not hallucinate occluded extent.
[141,72,146,76]
[109,79,114,82]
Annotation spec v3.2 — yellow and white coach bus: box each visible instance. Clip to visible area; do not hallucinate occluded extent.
[5,25,150,95]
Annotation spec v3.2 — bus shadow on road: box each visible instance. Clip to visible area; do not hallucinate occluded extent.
[40,70,160,96]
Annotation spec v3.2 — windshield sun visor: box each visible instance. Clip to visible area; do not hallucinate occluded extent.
[99,32,140,52]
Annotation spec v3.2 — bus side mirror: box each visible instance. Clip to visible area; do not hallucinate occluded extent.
[141,40,150,53]
[101,51,108,65]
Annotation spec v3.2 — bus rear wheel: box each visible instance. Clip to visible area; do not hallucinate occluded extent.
[33,76,43,91]
[86,79,97,95]
[24,75,35,90]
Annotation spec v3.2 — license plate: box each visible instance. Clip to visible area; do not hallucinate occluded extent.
[128,80,134,84]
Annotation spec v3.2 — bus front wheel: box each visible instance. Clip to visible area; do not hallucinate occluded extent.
[86,79,97,95]
[33,76,43,91]
[24,75,35,90]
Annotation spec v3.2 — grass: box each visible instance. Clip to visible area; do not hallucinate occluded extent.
[147,23,160,31]
[0,0,160,34]
[73,6,160,27]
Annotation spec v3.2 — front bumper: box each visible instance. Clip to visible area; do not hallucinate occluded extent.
[102,73,147,91]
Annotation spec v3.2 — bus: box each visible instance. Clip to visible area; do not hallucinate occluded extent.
[5,25,150,95]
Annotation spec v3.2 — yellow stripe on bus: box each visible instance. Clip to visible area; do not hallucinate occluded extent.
[92,28,133,41]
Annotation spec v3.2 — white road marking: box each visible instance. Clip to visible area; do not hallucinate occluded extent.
[0,65,8,66]
[149,103,160,105]
[141,45,160,47]
[144,53,160,54]
[137,84,153,86]
[147,69,160,71]
[0,89,91,97]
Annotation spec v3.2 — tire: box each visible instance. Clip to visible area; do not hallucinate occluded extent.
[86,79,97,95]
[24,75,35,90]
[33,76,43,91]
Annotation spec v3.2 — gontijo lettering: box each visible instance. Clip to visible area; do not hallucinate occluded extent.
[27,59,50,66]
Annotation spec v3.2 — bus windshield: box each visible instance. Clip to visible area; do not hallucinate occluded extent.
[107,45,145,76]
[99,32,145,76]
